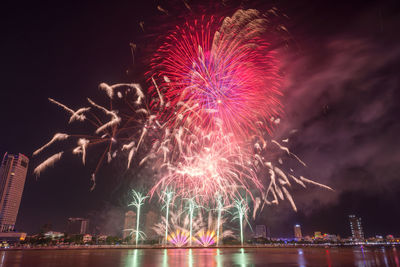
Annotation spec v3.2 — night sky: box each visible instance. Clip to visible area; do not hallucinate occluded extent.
[1,0,399,238]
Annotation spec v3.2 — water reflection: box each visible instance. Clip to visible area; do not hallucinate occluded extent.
[382,247,389,267]
[215,249,222,267]
[354,246,368,267]
[297,248,306,267]
[0,252,5,267]
[393,247,400,267]
[188,249,193,267]
[1,246,400,266]
[325,249,332,267]
[125,249,142,267]
[162,249,168,267]
[231,248,249,267]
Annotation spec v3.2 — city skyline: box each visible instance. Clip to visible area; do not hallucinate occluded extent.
[1,0,400,239]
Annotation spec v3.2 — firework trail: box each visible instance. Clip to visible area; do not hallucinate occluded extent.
[48,98,90,123]
[72,138,89,165]
[128,189,149,246]
[161,189,174,244]
[232,198,250,246]
[33,81,153,187]
[33,152,64,177]
[33,133,69,156]
[215,193,230,246]
[186,197,199,246]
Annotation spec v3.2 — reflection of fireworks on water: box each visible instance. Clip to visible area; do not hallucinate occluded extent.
[33,9,332,215]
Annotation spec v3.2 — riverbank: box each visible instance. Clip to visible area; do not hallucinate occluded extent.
[2,243,399,251]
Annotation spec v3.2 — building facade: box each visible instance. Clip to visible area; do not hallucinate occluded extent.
[123,210,136,240]
[349,215,364,240]
[67,218,89,234]
[255,225,267,238]
[0,153,29,232]
[314,231,322,239]
[145,210,158,240]
[294,224,302,240]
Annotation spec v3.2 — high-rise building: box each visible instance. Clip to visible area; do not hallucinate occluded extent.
[144,210,158,240]
[294,224,302,240]
[123,210,136,240]
[255,225,267,238]
[0,153,29,232]
[67,218,89,234]
[266,226,271,238]
[349,215,364,240]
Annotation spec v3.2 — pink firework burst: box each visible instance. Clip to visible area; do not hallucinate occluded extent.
[148,9,283,140]
[149,130,263,204]
[195,230,217,247]
[167,230,190,247]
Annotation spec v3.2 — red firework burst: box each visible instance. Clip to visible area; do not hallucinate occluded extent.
[148,10,283,140]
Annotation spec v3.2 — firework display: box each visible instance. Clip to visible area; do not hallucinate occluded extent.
[194,230,217,247]
[161,189,174,245]
[167,230,190,247]
[127,190,148,246]
[233,199,250,246]
[33,8,333,246]
[148,10,282,139]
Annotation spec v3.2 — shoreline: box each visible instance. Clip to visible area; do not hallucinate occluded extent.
[2,243,399,251]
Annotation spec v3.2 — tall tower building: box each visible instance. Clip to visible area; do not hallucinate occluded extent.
[144,210,158,240]
[349,215,364,240]
[0,153,29,232]
[255,225,267,238]
[294,224,302,240]
[123,210,136,240]
[67,218,89,234]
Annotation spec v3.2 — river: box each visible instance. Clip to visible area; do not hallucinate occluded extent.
[1,246,399,266]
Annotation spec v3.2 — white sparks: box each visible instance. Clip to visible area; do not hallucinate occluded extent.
[48,98,90,123]
[73,138,89,165]
[33,133,69,156]
[34,152,63,177]
[157,5,169,15]
[271,140,307,167]
[300,176,334,191]
[90,173,96,191]
[99,83,144,100]
[87,98,121,134]
[282,187,297,212]
[151,77,164,107]
[163,76,170,83]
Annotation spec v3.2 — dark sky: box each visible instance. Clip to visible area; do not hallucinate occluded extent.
[1,0,399,237]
